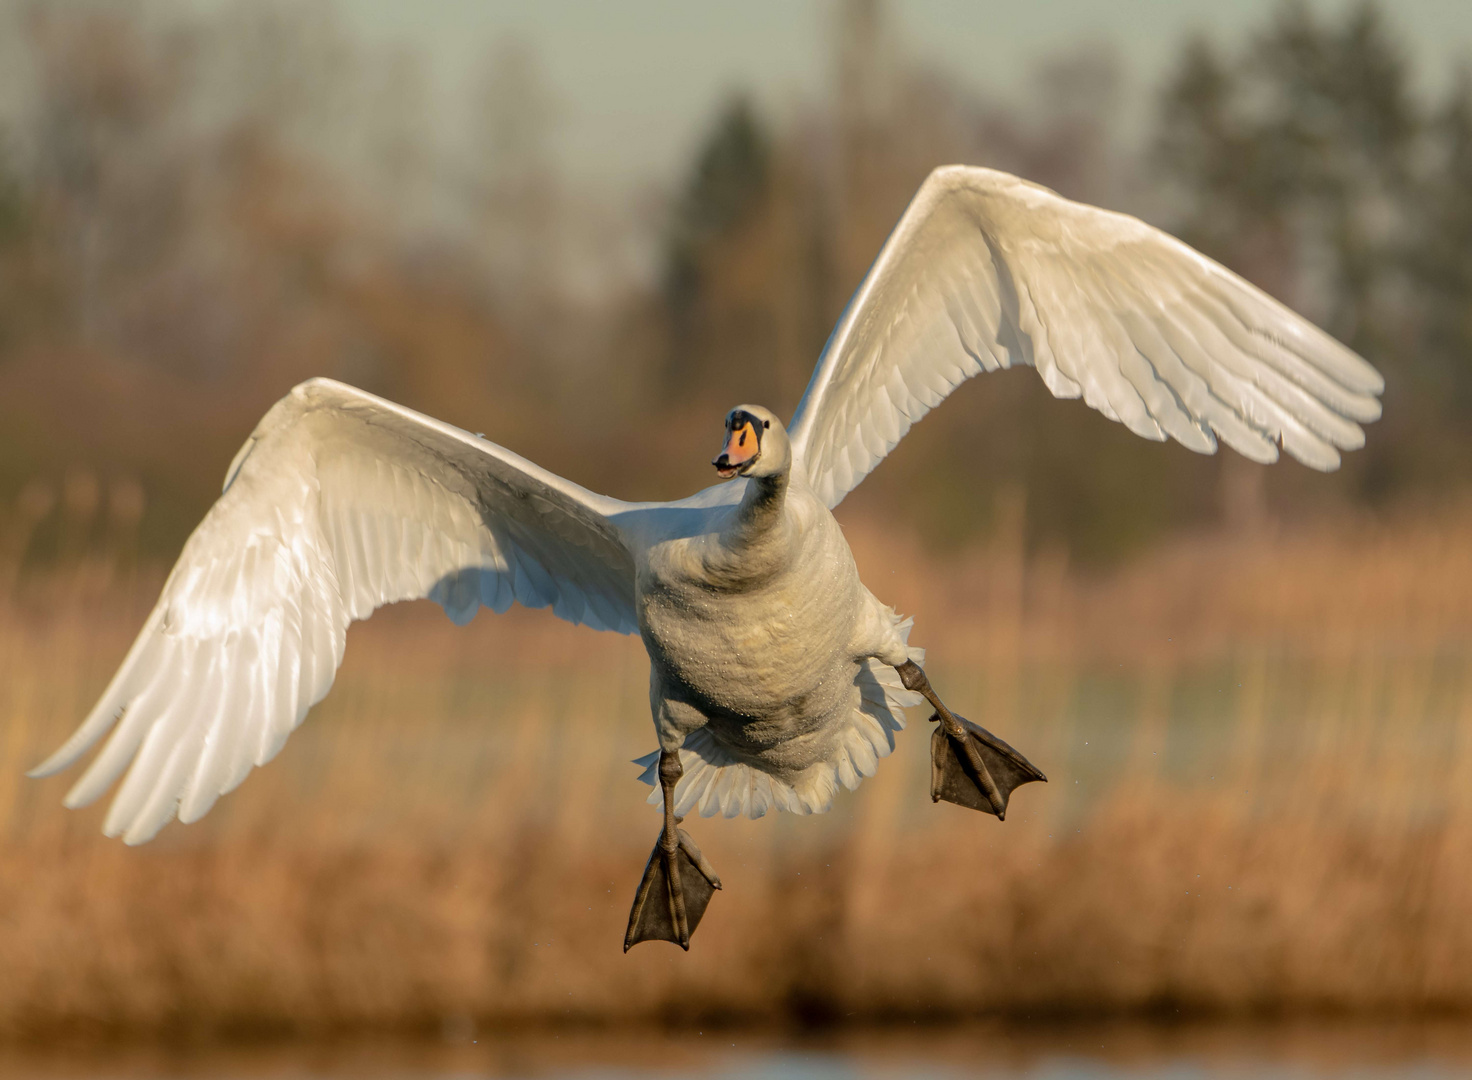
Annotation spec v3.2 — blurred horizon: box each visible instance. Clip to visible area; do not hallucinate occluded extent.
[2,0,1471,567]
[187,0,1472,195]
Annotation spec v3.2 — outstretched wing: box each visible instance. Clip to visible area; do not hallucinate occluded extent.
[788,165,1385,509]
[31,378,638,843]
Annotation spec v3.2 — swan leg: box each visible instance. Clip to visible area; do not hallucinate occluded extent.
[896,659,1047,819]
[624,749,721,951]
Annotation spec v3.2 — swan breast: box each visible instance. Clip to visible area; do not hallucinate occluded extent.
[636,499,862,733]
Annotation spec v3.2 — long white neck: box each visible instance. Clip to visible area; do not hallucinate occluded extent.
[705,407,799,583]
[729,466,789,546]
[700,462,800,591]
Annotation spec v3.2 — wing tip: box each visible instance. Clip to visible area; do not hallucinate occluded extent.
[106,791,179,845]
[27,753,73,780]
[61,785,99,811]
[1288,441,1342,472]
[121,818,170,846]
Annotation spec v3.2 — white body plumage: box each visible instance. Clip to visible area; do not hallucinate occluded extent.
[629,413,919,819]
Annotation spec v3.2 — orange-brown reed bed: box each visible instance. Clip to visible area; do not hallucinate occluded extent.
[3,504,1472,1038]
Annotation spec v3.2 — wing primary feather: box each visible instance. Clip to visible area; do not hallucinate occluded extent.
[1187,289,1371,445]
[62,639,183,809]
[253,618,290,767]
[101,641,212,837]
[1203,268,1385,393]
[276,595,306,731]
[1166,301,1345,465]
[220,631,264,794]
[29,605,168,778]
[178,639,245,823]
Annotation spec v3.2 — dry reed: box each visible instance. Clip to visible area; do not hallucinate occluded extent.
[3,503,1472,1037]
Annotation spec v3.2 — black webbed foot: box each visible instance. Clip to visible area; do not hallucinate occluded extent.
[897,659,1046,819]
[930,713,1046,818]
[624,748,721,952]
[624,824,721,951]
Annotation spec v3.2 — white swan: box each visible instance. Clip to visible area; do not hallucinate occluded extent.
[32,166,1383,950]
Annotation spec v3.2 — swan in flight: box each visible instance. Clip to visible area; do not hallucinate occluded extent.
[32,166,1383,951]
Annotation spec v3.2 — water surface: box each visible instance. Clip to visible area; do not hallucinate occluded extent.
[7,1021,1472,1079]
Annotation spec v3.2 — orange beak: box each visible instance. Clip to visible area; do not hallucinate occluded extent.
[713,419,760,478]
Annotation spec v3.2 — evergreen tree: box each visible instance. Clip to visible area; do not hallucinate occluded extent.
[1412,72,1472,418]
[662,96,772,389]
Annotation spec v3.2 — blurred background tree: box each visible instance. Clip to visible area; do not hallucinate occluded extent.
[1153,2,1440,512]
[1411,72,1472,433]
[661,95,774,400]
[0,0,1468,573]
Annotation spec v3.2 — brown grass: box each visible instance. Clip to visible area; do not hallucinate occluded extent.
[3,503,1472,1037]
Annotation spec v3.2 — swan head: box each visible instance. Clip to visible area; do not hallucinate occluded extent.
[712,404,790,481]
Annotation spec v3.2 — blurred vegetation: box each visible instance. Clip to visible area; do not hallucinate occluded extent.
[9,502,1472,1032]
[0,0,1468,570]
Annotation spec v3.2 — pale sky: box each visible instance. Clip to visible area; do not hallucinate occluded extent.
[324,0,1472,190]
